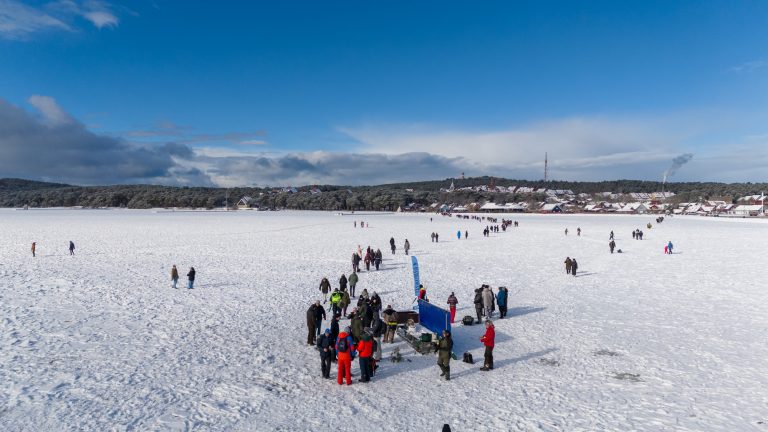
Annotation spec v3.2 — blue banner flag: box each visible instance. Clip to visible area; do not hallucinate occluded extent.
[411,256,420,310]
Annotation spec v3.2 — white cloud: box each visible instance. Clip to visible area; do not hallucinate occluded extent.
[27,95,73,125]
[83,10,117,28]
[0,0,71,39]
[730,60,768,73]
[0,0,119,39]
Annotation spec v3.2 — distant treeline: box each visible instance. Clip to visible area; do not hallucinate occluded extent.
[0,177,765,210]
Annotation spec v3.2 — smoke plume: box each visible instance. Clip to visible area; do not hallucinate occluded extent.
[662,153,693,183]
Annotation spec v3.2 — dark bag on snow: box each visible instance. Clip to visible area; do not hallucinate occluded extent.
[463,352,474,364]
[462,316,474,326]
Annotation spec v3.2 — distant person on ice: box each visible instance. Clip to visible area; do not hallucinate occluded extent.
[564,228,568,236]
[457,230,461,240]
[577,227,581,236]
[465,230,469,239]
[404,239,410,255]
[319,277,331,302]
[496,287,508,318]
[480,320,495,371]
[390,237,396,254]
[447,292,458,323]
[69,241,75,255]
[564,257,572,274]
[609,240,616,254]
[171,265,179,289]
[31,242,36,257]
[187,267,196,289]
[667,241,674,254]
[571,259,578,276]
[435,330,453,381]
[374,248,382,270]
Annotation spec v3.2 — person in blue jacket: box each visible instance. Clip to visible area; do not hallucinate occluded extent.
[667,241,674,254]
[496,287,508,318]
[457,230,461,240]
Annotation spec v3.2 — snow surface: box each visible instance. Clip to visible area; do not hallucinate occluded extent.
[1,209,767,431]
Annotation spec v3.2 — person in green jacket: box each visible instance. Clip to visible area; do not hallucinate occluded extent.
[350,308,364,342]
[435,330,453,380]
[348,271,359,298]
[340,290,351,317]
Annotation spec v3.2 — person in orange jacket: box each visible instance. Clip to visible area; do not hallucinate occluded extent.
[480,320,495,371]
[335,327,356,385]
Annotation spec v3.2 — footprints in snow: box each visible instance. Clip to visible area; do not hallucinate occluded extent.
[593,349,643,383]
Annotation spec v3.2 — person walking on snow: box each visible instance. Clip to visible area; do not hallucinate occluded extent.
[335,327,356,385]
[480,320,495,371]
[609,240,616,254]
[447,292,458,323]
[667,241,674,254]
[577,227,581,236]
[496,287,508,318]
[357,331,374,382]
[571,259,578,276]
[404,239,410,255]
[330,289,342,316]
[339,274,348,293]
[69,241,75,255]
[374,249,382,270]
[436,330,453,380]
[435,232,439,242]
[319,277,331,302]
[187,267,196,289]
[171,265,179,289]
[340,290,351,317]
[348,271,358,297]
[457,230,461,240]
[465,230,469,239]
[565,257,572,275]
[389,237,396,254]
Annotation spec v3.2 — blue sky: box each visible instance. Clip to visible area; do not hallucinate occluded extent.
[1,0,767,186]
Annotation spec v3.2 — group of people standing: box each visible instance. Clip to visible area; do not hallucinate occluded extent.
[353,246,383,272]
[471,285,509,323]
[632,229,645,240]
[564,257,579,276]
[170,265,196,289]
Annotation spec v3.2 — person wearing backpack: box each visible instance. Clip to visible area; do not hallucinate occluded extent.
[435,330,453,380]
[317,329,333,379]
[335,327,356,385]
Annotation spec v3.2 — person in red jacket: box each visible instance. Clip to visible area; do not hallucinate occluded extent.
[336,327,356,385]
[480,320,495,371]
[447,292,458,323]
[357,331,374,382]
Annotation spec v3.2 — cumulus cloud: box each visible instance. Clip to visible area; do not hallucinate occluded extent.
[0,0,119,39]
[0,97,205,185]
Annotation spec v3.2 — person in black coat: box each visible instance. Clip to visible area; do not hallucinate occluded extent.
[306,304,317,345]
[313,300,326,338]
[316,329,333,378]
[187,267,196,289]
[330,314,340,362]
[339,274,348,291]
[473,286,485,322]
[571,259,579,276]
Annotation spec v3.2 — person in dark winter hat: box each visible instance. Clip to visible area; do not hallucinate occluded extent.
[447,292,458,323]
[317,329,333,378]
[187,267,196,289]
[313,300,326,338]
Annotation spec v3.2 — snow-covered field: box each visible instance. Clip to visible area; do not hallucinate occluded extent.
[1,209,767,431]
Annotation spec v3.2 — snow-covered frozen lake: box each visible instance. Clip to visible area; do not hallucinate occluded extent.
[1,209,767,431]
